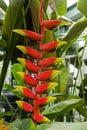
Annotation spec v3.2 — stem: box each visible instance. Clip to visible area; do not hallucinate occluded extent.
[33,0,45,115]
[39,0,44,25]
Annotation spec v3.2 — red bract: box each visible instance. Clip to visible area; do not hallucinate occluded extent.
[38,57,64,68]
[23,30,42,41]
[32,114,51,123]
[17,58,40,73]
[40,41,67,52]
[15,86,35,99]
[35,82,58,94]
[36,70,61,81]
[17,72,37,86]
[17,45,42,60]
[38,97,56,105]
[13,29,42,41]
[42,20,62,30]
[16,101,33,112]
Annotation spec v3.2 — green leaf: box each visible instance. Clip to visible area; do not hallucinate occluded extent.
[63,19,87,43]
[54,0,67,16]
[2,0,25,42]
[0,0,26,94]
[42,98,84,120]
[59,67,69,94]
[9,126,18,130]
[4,84,22,98]
[37,122,87,130]
[12,118,36,130]
[0,38,7,48]
[76,105,87,118]
[0,111,13,118]
[43,0,49,12]
[77,0,87,18]
[11,63,23,85]
[0,0,7,12]
[61,19,87,54]
[83,34,87,44]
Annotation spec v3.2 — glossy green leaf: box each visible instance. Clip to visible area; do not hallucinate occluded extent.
[4,84,22,98]
[0,0,26,94]
[61,19,87,54]
[42,98,84,120]
[9,126,18,130]
[0,111,13,118]
[2,0,25,42]
[0,0,7,12]
[77,0,87,18]
[54,0,67,16]
[12,118,36,130]
[63,19,87,43]
[59,67,69,94]
[43,0,49,12]
[76,105,87,118]
[37,121,87,130]
[0,38,7,48]
[11,63,23,85]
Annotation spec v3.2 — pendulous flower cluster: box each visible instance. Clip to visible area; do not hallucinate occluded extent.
[13,0,66,123]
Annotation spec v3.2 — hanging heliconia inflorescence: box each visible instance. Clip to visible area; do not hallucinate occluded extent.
[13,0,66,123]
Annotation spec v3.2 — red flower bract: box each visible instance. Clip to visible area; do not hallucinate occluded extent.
[35,83,49,94]
[26,47,42,60]
[32,114,51,123]
[40,41,58,52]
[16,101,33,112]
[18,58,40,73]
[23,87,35,99]
[36,70,53,81]
[23,30,42,41]
[15,86,35,99]
[17,45,42,60]
[24,73,37,86]
[35,82,58,94]
[38,57,64,68]
[38,97,56,105]
[36,70,61,81]
[38,57,56,67]
[42,20,62,30]
[17,72,37,86]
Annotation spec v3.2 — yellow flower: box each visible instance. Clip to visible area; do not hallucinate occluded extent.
[0,118,11,130]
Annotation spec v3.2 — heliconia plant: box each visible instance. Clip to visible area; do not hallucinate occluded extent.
[13,0,66,124]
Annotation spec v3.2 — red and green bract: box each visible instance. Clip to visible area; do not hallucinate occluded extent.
[13,0,66,124]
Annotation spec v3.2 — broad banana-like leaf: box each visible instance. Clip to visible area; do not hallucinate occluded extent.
[60,19,87,54]
[54,0,67,16]
[0,0,7,12]
[37,121,87,130]
[12,118,36,130]
[63,19,87,43]
[42,98,84,120]
[0,0,25,93]
[77,0,87,18]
